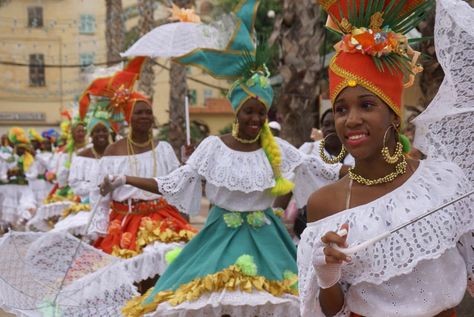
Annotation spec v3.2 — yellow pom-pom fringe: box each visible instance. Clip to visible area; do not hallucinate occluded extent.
[122,264,298,317]
[271,176,295,196]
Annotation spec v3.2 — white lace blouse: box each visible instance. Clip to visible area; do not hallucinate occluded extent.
[298,159,474,317]
[68,156,101,201]
[155,136,342,215]
[88,142,180,235]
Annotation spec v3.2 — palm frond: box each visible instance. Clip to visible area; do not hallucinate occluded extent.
[237,39,273,82]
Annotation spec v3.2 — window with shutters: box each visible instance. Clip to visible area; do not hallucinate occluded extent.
[79,53,95,71]
[29,54,45,87]
[28,6,43,28]
[79,14,96,34]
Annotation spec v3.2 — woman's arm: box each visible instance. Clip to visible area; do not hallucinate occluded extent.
[99,175,161,196]
[125,176,161,194]
[319,285,345,316]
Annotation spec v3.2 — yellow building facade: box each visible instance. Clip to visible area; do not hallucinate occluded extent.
[0,0,234,136]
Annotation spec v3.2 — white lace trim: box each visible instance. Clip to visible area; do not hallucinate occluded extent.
[68,156,100,198]
[97,141,180,185]
[414,0,474,183]
[145,291,299,317]
[186,136,304,193]
[299,159,474,288]
[26,201,73,231]
[52,211,90,236]
[119,241,184,282]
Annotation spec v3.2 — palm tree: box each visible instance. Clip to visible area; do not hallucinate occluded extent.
[167,0,195,156]
[137,0,156,98]
[270,0,325,147]
[105,0,125,66]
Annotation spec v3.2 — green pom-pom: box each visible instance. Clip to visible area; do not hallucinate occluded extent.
[399,134,411,154]
[165,247,182,265]
[235,254,257,277]
[283,270,298,289]
[271,176,295,196]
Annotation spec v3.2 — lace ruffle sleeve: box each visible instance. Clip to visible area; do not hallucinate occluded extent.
[154,139,211,215]
[155,165,202,215]
[293,154,342,209]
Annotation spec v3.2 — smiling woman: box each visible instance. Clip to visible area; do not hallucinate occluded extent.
[298,1,474,317]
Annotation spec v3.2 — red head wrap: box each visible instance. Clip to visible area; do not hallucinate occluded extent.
[79,57,150,127]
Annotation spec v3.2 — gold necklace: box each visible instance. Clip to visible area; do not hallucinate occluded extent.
[127,134,152,147]
[232,131,261,144]
[348,155,408,186]
[127,138,157,177]
[91,147,101,160]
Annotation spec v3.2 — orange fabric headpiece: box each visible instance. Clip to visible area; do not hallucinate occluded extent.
[79,57,150,126]
[329,52,404,117]
[320,0,428,117]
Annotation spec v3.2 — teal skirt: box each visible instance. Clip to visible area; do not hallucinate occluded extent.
[144,206,297,304]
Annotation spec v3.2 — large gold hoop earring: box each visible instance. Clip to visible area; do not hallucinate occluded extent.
[231,120,240,139]
[319,134,346,164]
[381,125,403,164]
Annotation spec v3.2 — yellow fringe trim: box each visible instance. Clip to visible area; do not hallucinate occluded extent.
[61,203,90,218]
[111,219,196,259]
[43,194,74,204]
[122,265,298,317]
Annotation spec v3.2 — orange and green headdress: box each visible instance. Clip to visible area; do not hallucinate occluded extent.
[8,127,30,147]
[78,56,150,131]
[320,0,432,117]
[8,127,34,171]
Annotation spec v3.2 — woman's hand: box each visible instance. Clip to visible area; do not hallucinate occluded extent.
[99,175,126,196]
[312,224,350,289]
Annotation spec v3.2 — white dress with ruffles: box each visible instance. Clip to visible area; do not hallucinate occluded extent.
[88,141,185,282]
[138,136,341,317]
[298,160,474,317]
[52,155,100,235]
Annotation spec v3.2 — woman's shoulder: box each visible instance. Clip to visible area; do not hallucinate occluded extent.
[307,177,349,223]
[77,147,95,159]
[103,139,127,156]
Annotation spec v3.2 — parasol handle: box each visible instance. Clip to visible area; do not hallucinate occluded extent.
[331,189,474,256]
[332,231,390,255]
[185,95,191,146]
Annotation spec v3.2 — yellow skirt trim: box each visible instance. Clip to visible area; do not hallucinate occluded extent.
[122,265,298,317]
[61,203,90,218]
[111,222,196,259]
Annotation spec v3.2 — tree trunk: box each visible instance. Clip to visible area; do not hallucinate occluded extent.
[167,0,194,156]
[137,0,156,98]
[269,0,325,147]
[105,0,125,66]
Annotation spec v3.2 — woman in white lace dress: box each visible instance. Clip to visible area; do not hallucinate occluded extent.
[79,58,196,290]
[101,2,344,314]
[52,104,112,235]
[298,1,474,317]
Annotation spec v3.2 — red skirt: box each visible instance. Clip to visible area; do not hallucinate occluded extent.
[94,198,197,257]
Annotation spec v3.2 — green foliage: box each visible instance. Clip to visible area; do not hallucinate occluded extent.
[157,120,210,144]
[219,123,232,135]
